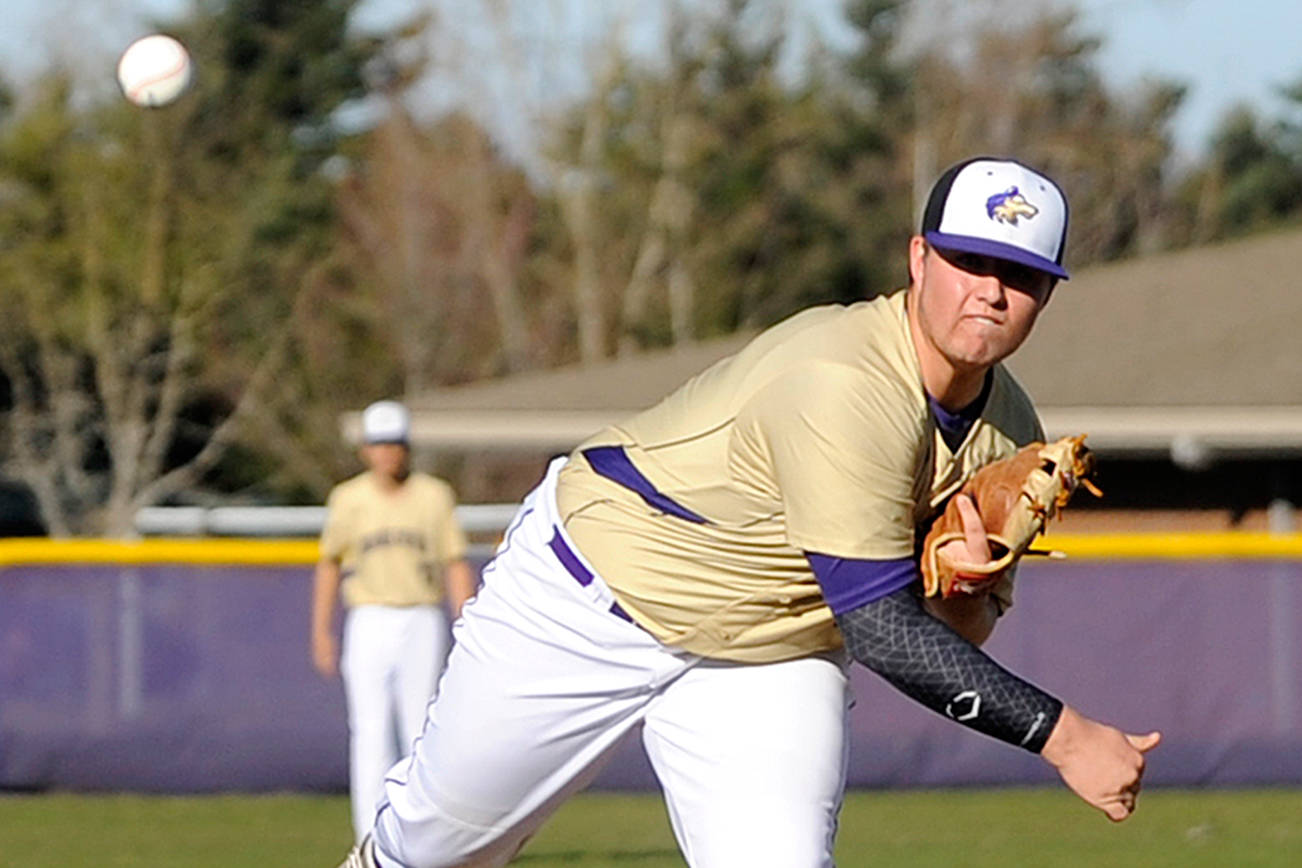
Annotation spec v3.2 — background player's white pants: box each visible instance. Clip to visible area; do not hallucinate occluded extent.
[342,603,451,842]
[372,460,851,868]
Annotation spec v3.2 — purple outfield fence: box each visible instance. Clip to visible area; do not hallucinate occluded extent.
[1,555,1299,792]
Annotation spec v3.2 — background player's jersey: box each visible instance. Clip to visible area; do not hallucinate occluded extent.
[321,472,468,608]
[556,289,1042,662]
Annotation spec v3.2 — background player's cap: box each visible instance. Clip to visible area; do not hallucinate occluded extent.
[362,400,410,445]
[921,157,1070,280]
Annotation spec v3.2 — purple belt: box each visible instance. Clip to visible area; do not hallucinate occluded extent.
[548,528,636,624]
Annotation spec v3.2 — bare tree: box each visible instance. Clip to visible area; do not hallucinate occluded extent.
[900,4,1184,262]
[445,0,707,364]
[0,85,313,535]
[618,28,700,355]
[336,102,540,386]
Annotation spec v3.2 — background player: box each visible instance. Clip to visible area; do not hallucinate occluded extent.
[312,399,477,843]
[339,158,1160,868]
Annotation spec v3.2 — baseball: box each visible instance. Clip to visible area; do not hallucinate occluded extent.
[117,34,193,108]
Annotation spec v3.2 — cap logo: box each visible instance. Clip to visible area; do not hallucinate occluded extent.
[985,186,1039,226]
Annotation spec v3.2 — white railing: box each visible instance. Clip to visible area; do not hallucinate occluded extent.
[133,504,520,538]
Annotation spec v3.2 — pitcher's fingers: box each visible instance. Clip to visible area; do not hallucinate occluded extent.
[1127,731,1162,752]
[954,495,991,559]
[1104,801,1130,822]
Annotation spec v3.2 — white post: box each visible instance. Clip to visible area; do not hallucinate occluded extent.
[117,567,144,721]
[1268,498,1296,735]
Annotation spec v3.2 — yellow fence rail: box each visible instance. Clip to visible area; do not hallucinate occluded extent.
[3,532,1302,567]
[1039,532,1302,559]
[0,538,320,567]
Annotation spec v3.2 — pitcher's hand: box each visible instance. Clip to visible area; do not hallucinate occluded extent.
[1042,705,1162,821]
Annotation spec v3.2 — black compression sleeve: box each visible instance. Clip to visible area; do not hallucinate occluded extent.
[835,586,1062,753]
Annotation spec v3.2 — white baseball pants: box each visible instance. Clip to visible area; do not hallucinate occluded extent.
[343,603,451,842]
[372,459,851,868]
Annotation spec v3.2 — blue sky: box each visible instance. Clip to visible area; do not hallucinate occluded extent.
[2,0,1300,159]
[1077,0,1302,155]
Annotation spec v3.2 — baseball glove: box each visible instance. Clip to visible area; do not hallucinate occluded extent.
[921,434,1101,598]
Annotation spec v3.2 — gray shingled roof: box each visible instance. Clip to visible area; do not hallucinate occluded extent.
[409,333,754,412]
[1007,225,1302,406]
[358,226,1302,456]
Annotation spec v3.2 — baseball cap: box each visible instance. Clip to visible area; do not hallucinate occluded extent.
[361,400,410,445]
[921,157,1070,280]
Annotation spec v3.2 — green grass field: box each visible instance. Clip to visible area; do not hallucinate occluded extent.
[1,788,1299,867]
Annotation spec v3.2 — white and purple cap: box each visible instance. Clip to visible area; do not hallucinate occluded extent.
[921,157,1070,280]
[362,400,410,445]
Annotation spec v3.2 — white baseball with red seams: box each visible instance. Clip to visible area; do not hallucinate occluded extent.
[117,34,193,108]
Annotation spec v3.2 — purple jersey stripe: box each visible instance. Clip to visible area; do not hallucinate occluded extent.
[548,527,637,624]
[548,529,593,587]
[581,446,708,524]
[805,553,918,615]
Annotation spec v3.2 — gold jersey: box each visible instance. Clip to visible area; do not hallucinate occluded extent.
[556,290,1042,662]
[320,472,468,608]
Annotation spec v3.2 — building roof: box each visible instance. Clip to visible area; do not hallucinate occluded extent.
[1005,224,1302,407]
[350,226,1302,458]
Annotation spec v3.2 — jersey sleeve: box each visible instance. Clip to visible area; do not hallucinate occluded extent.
[740,362,923,560]
[432,482,469,563]
[318,485,351,562]
[805,553,919,614]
